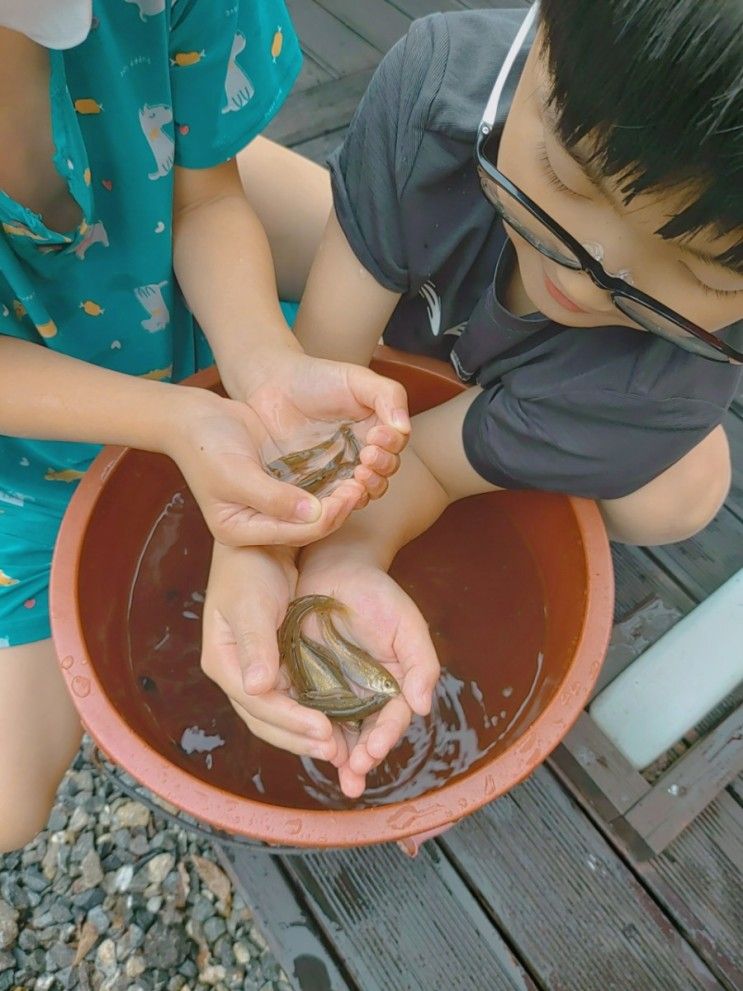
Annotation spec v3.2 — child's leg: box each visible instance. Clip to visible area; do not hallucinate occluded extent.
[599,425,731,546]
[0,639,82,852]
[236,137,332,302]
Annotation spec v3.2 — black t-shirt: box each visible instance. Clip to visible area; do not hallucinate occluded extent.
[328,8,742,499]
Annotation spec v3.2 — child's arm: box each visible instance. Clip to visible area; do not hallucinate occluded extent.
[172,158,301,401]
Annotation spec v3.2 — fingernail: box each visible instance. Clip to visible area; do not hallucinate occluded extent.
[294,497,320,523]
[392,408,410,431]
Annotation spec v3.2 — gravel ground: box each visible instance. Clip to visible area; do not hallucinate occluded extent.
[0,738,291,991]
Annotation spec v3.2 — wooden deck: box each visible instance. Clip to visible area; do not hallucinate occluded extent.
[222,3,743,989]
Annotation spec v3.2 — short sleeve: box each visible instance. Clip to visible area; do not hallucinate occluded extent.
[463,381,723,500]
[328,17,442,293]
[169,0,302,169]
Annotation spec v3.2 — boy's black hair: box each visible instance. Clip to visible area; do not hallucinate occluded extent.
[539,0,743,271]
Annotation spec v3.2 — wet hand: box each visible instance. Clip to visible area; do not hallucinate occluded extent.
[296,559,440,798]
[167,386,365,546]
[234,349,411,505]
[200,542,350,764]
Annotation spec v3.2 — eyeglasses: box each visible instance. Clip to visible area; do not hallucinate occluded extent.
[475,1,743,365]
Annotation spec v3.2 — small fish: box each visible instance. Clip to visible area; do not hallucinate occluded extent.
[300,688,391,721]
[316,607,400,696]
[278,595,397,723]
[265,423,361,496]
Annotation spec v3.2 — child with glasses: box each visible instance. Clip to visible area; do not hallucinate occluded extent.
[0,0,413,852]
[206,0,742,797]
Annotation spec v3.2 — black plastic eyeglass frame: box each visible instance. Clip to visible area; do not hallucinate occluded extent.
[475,2,742,365]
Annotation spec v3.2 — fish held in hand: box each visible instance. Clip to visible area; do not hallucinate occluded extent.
[265,423,361,498]
[278,594,399,722]
[316,607,400,696]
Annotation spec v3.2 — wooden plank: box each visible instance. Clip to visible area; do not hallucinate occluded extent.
[611,543,695,620]
[624,706,743,854]
[216,845,356,991]
[593,593,684,697]
[294,54,335,91]
[554,712,651,819]
[728,773,743,806]
[265,70,375,147]
[646,506,743,602]
[635,793,743,991]
[279,843,538,991]
[441,766,723,991]
[292,127,348,164]
[314,0,412,53]
[286,0,381,76]
[552,763,743,991]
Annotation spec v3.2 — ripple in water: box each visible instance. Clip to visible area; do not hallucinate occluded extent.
[298,654,543,809]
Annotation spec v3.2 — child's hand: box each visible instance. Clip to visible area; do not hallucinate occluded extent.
[200,541,349,764]
[168,348,409,546]
[167,387,366,546]
[233,349,411,506]
[296,558,440,798]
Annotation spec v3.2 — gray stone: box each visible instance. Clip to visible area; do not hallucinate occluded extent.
[129,833,149,857]
[95,937,118,977]
[71,830,95,863]
[190,894,215,923]
[46,942,76,970]
[101,852,123,873]
[125,953,146,979]
[0,972,14,991]
[233,940,252,965]
[0,899,18,950]
[199,964,226,986]
[68,806,91,833]
[116,922,145,956]
[72,887,105,911]
[112,863,134,893]
[24,873,51,896]
[78,849,104,890]
[18,928,37,950]
[87,905,110,933]
[47,807,68,832]
[113,801,150,830]
[143,920,188,970]
[0,951,13,971]
[147,852,175,885]
[1,879,29,910]
[202,916,227,943]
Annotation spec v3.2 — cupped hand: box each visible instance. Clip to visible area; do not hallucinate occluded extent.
[296,558,440,798]
[200,541,350,765]
[168,349,410,546]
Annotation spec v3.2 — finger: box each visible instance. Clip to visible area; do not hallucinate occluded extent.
[364,423,409,456]
[348,697,412,775]
[231,701,339,761]
[359,446,400,478]
[218,491,352,547]
[230,603,282,695]
[395,614,441,716]
[235,462,324,525]
[347,368,411,435]
[337,763,367,799]
[239,690,335,740]
[352,464,389,501]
